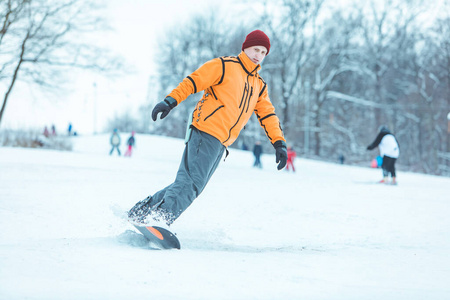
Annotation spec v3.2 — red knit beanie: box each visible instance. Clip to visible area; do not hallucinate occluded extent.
[242,30,271,55]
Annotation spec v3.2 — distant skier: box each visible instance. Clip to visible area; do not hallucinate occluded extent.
[128,29,288,227]
[124,131,136,157]
[68,123,73,136]
[286,146,296,172]
[253,141,263,168]
[109,129,121,156]
[367,126,400,184]
[43,126,50,138]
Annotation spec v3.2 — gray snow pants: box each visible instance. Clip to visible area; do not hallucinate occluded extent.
[147,128,225,224]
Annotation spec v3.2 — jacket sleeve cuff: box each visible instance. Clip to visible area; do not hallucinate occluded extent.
[272,140,287,149]
[164,96,178,109]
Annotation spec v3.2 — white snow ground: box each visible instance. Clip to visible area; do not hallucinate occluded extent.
[1,133,449,300]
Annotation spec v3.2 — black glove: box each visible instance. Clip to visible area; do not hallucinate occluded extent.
[152,97,177,121]
[273,140,288,170]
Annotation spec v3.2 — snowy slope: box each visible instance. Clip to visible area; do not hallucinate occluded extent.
[0,133,449,300]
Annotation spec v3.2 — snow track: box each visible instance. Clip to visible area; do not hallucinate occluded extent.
[1,133,449,299]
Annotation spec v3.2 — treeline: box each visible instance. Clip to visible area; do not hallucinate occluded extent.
[118,0,450,176]
[0,0,123,126]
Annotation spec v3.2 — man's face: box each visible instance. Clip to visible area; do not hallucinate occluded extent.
[244,46,268,65]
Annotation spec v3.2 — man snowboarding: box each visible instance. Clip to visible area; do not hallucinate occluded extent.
[367,126,400,184]
[128,29,288,227]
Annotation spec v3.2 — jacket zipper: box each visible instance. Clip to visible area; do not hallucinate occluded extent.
[204,105,224,121]
[239,84,248,108]
[246,87,253,113]
[223,74,254,144]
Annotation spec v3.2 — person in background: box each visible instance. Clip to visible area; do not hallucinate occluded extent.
[43,126,49,138]
[367,126,400,184]
[128,29,288,227]
[339,154,345,165]
[68,123,73,136]
[109,128,121,156]
[253,141,263,168]
[376,155,383,168]
[286,146,296,172]
[124,131,136,157]
[371,158,378,168]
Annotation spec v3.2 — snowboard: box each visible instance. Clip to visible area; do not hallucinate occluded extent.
[132,224,181,250]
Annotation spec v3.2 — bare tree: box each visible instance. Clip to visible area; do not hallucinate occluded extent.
[431,7,450,171]
[0,0,124,126]
[401,10,450,174]
[260,0,324,135]
[152,11,248,139]
[354,0,425,128]
[149,0,449,175]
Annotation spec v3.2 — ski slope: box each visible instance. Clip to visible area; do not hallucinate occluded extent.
[1,133,449,299]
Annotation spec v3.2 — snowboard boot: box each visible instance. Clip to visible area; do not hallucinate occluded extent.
[128,197,171,227]
[128,196,153,224]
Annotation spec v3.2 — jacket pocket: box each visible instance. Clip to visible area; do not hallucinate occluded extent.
[204,105,224,121]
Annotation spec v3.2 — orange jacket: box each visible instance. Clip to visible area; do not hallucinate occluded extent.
[167,51,285,147]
